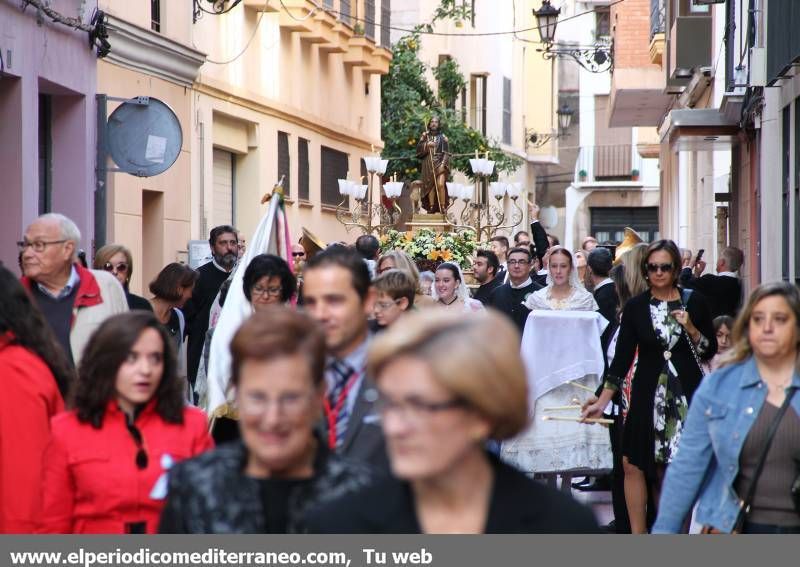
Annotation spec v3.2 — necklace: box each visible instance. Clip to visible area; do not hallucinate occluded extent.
[439,295,459,306]
[764,377,792,391]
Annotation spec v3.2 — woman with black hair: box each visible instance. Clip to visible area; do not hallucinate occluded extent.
[39,311,213,533]
[242,254,297,311]
[0,265,74,533]
[583,239,717,532]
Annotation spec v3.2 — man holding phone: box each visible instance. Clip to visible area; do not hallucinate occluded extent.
[679,246,745,318]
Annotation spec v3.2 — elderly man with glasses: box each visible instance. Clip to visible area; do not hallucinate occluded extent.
[19,213,128,366]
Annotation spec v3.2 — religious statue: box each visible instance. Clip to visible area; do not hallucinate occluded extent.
[416,116,451,214]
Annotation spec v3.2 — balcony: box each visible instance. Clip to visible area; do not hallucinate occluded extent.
[246,0,391,74]
[649,0,665,65]
[574,145,643,185]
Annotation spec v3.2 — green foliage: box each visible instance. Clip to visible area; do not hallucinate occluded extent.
[380,2,522,184]
[432,58,466,109]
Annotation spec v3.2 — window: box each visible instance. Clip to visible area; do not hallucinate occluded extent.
[595,6,610,39]
[365,0,375,40]
[502,77,511,145]
[782,105,790,280]
[340,0,351,25]
[469,74,487,136]
[151,0,161,33]
[213,149,235,226]
[462,0,475,27]
[38,94,52,215]
[591,207,659,244]
[278,132,291,198]
[381,0,391,48]
[298,138,310,201]
[321,146,349,206]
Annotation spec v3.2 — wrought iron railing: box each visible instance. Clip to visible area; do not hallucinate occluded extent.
[575,145,643,183]
[650,0,666,41]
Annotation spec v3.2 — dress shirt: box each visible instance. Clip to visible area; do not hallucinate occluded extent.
[36,266,80,300]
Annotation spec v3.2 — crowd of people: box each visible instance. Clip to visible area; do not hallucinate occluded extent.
[2,208,799,535]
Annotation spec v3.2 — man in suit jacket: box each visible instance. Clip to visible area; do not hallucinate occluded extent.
[487,247,543,335]
[302,247,389,473]
[489,236,510,282]
[679,246,744,319]
[587,248,618,355]
[472,249,503,305]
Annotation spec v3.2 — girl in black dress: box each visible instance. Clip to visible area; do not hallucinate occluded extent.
[583,240,716,533]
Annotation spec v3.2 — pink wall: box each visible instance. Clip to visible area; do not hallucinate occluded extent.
[0,0,97,272]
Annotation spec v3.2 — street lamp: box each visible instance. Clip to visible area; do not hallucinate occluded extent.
[533,1,613,74]
[525,103,574,149]
[534,0,560,45]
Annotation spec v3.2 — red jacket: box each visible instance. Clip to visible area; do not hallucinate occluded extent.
[39,400,213,534]
[0,336,64,533]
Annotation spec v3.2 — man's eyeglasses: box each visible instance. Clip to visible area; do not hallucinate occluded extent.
[646,263,674,273]
[251,285,282,298]
[507,259,530,266]
[125,420,148,470]
[16,239,67,253]
[103,262,129,274]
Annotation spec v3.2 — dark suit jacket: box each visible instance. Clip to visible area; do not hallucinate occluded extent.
[679,268,742,319]
[472,275,503,305]
[319,375,390,475]
[593,281,619,360]
[306,455,600,533]
[182,262,230,384]
[530,220,550,262]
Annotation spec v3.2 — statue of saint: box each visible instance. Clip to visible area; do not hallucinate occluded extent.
[416,116,450,214]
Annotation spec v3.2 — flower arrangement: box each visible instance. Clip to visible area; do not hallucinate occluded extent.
[380,228,478,270]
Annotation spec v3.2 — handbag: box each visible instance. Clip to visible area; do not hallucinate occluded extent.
[703,387,797,533]
[679,289,706,377]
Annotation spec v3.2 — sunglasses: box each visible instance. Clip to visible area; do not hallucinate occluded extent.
[125,420,148,470]
[646,263,674,273]
[292,252,306,258]
[103,262,129,274]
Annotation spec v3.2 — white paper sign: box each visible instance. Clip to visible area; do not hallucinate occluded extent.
[145,135,167,164]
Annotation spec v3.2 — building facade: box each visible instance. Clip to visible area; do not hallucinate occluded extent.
[0,0,98,271]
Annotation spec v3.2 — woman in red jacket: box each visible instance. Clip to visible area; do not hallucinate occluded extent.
[0,266,74,533]
[40,311,213,533]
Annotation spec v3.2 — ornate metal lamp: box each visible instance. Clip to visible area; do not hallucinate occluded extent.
[335,155,402,235]
[533,1,613,73]
[524,103,574,149]
[442,155,524,241]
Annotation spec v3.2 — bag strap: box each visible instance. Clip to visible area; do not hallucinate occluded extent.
[740,387,798,517]
[678,289,706,376]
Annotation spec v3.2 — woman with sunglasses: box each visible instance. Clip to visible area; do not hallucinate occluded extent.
[93,245,151,312]
[583,239,717,532]
[39,311,213,533]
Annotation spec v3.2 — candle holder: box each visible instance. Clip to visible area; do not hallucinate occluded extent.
[335,155,403,235]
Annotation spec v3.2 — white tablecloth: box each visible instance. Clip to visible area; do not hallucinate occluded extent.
[502,310,612,474]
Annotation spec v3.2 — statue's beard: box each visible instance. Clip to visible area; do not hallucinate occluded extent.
[429,126,440,135]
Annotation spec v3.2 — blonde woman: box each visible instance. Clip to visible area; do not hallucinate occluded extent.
[377,250,436,308]
[655,282,800,533]
[308,311,598,533]
[94,244,151,312]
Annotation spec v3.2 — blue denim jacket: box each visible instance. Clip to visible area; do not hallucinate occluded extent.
[652,357,800,533]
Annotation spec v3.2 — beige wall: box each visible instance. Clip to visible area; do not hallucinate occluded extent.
[191,1,389,246]
[98,61,194,295]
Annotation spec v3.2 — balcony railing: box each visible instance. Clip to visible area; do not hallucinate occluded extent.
[650,0,666,41]
[575,145,643,183]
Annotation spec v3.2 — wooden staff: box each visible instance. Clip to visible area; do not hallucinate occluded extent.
[568,381,596,394]
[542,415,613,425]
[542,405,583,411]
[423,121,444,213]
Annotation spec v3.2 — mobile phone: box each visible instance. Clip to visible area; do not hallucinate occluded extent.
[694,249,705,264]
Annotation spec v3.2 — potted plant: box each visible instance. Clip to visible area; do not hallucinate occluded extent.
[631,168,640,181]
[578,169,588,182]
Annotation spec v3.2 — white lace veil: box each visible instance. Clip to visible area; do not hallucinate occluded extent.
[431,262,471,302]
[545,246,583,289]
